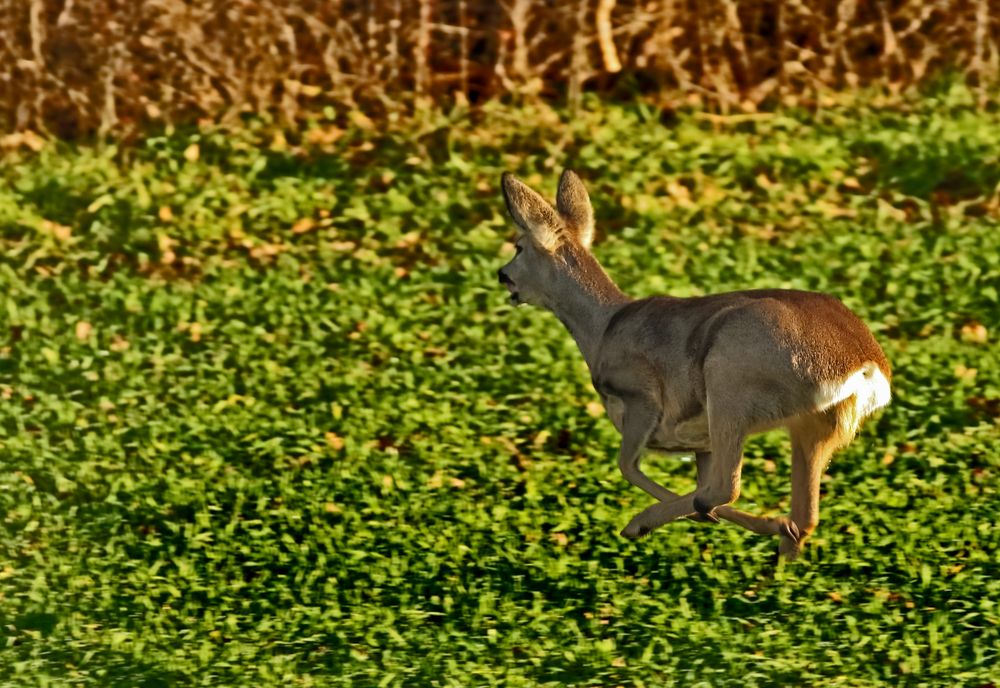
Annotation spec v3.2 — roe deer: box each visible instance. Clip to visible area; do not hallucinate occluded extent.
[497,170,891,559]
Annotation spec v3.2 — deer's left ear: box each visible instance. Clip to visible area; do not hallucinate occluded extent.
[501,173,562,252]
[556,169,594,249]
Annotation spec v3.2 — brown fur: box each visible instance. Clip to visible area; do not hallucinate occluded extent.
[498,170,891,559]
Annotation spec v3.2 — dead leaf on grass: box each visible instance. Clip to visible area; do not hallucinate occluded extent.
[291,218,316,234]
[325,432,345,451]
[960,321,988,344]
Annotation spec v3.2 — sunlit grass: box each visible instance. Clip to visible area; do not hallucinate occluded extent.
[1,91,999,685]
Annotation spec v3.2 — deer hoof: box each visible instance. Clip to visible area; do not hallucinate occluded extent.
[621,517,652,539]
[779,519,800,543]
[693,494,720,520]
[696,509,721,524]
[620,524,648,539]
[689,511,720,524]
[777,519,803,560]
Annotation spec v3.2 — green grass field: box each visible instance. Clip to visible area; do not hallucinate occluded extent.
[2,87,999,685]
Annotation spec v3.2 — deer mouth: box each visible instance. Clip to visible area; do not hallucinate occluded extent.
[505,281,519,304]
[498,271,519,304]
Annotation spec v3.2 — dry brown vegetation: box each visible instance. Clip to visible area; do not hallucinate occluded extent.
[1,0,998,138]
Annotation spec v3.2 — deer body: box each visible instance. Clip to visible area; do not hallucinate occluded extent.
[498,170,891,558]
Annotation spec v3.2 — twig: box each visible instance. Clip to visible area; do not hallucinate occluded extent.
[596,0,621,73]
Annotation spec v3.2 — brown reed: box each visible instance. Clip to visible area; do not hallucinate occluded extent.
[0,0,996,138]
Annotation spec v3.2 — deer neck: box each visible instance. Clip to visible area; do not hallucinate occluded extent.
[548,252,631,368]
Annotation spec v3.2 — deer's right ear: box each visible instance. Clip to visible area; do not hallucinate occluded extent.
[556,169,594,249]
[501,173,561,252]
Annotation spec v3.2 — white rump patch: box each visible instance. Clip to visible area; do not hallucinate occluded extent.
[814,362,892,419]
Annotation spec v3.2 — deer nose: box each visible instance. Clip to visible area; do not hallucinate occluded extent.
[498,269,511,285]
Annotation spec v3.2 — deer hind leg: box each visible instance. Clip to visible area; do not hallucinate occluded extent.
[621,447,800,541]
[620,439,774,539]
[688,452,718,523]
[780,405,852,559]
[695,451,800,539]
[622,432,743,538]
[692,423,746,519]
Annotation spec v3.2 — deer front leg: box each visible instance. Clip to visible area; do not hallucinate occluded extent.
[614,392,704,538]
[622,492,699,538]
[621,452,798,540]
[612,389,705,538]
[614,393,674,504]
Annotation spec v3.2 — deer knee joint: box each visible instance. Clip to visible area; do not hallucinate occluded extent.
[694,484,739,515]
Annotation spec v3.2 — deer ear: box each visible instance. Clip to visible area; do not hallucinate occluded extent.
[556,169,594,249]
[501,173,562,252]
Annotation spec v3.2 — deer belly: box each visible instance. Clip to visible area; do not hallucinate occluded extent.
[649,413,711,452]
[603,396,710,451]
